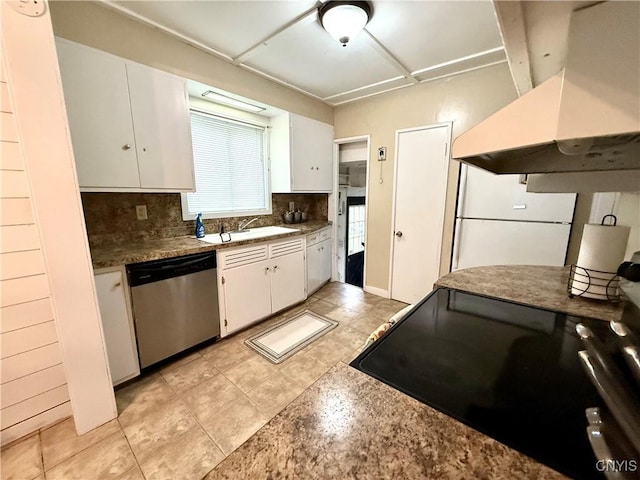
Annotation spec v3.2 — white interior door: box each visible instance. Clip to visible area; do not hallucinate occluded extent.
[390,124,450,304]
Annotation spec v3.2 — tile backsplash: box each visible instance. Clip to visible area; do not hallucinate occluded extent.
[81,193,328,247]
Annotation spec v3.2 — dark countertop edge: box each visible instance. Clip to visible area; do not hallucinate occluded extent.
[91,221,332,269]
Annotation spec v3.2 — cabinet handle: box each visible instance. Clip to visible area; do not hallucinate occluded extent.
[265,266,270,273]
[113,281,121,288]
[122,144,131,150]
[273,265,278,272]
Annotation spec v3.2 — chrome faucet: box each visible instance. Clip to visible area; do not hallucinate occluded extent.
[237,217,259,231]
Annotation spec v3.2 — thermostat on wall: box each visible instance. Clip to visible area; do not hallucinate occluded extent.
[378,147,387,161]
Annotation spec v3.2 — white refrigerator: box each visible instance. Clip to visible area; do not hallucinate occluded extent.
[452,165,577,271]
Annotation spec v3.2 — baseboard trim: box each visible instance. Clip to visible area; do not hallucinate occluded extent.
[364,285,390,299]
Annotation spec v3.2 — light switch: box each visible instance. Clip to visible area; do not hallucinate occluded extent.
[136,205,148,220]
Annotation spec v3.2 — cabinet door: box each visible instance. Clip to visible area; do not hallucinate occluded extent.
[271,250,305,313]
[318,239,332,285]
[290,114,334,192]
[306,244,323,294]
[126,63,195,191]
[222,260,272,335]
[56,39,140,188]
[94,270,140,385]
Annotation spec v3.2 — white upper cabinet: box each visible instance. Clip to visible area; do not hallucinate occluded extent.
[56,39,140,188]
[56,38,195,192]
[270,112,334,193]
[126,63,194,190]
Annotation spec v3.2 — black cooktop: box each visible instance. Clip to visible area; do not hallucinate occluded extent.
[351,288,610,480]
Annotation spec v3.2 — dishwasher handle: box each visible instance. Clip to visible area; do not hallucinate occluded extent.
[128,251,217,287]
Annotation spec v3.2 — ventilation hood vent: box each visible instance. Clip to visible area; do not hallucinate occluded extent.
[452,1,640,174]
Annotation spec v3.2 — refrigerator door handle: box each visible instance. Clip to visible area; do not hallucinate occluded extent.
[456,164,469,218]
[452,217,463,271]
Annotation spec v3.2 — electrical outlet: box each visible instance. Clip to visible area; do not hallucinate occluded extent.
[289,202,295,211]
[135,205,148,220]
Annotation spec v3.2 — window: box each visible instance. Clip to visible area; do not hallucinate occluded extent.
[181,110,270,220]
[348,203,365,256]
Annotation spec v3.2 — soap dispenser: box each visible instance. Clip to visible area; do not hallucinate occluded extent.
[195,213,205,238]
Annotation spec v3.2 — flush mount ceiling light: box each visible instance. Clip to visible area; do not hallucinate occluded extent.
[201,90,265,113]
[319,1,372,47]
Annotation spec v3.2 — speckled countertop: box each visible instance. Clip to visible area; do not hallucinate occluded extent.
[206,265,627,479]
[90,221,331,269]
[435,265,624,322]
[207,362,565,480]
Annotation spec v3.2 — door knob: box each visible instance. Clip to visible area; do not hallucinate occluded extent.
[122,144,131,150]
[395,231,403,237]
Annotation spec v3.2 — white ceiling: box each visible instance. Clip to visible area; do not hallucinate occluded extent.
[106,1,507,106]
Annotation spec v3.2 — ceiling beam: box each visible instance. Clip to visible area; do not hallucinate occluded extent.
[492,0,533,96]
[232,3,321,65]
[362,30,419,84]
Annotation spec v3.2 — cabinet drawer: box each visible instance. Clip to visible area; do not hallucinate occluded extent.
[220,245,268,269]
[270,238,304,258]
[320,228,332,242]
[306,232,320,247]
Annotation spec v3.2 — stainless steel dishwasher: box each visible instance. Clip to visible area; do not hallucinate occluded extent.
[127,251,219,368]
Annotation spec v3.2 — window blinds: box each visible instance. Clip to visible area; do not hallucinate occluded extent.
[185,111,268,216]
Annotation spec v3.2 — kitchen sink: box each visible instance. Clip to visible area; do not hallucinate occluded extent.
[197,226,300,245]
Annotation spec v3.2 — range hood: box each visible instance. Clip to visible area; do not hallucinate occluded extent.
[452,1,640,175]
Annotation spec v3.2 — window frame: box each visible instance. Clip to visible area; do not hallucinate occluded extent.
[180,108,272,221]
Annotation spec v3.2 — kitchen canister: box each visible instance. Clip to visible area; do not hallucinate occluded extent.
[570,215,630,300]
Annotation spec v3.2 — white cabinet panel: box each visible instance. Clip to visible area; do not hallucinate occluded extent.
[270,112,333,193]
[126,63,194,190]
[94,269,139,385]
[271,250,305,313]
[290,113,334,191]
[307,235,332,295]
[56,39,139,188]
[222,259,272,335]
[219,237,306,337]
[56,38,194,192]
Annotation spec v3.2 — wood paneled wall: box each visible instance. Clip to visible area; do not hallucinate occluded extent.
[0,54,71,446]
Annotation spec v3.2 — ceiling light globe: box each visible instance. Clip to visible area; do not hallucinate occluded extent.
[321,3,370,46]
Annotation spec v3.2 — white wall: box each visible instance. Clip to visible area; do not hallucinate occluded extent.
[0,50,71,445]
[334,63,518,291]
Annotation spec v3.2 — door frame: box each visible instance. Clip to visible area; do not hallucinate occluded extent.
[331,134,371,288]
[387,122,453,300]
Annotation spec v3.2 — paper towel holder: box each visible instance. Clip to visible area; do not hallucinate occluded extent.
[568,214,622,302]
[567,265,621,302]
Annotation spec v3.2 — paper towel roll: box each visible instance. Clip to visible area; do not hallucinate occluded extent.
[571,223,630,299]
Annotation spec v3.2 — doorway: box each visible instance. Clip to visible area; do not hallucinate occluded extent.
[335,137,369,288]
[345,196,365,287]
[390,123,451,304]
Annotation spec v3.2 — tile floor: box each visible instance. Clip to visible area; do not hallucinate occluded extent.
[1,282,407,480]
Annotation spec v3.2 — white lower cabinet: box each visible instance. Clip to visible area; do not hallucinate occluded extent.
[270,250,305,313]
[221,258,272,335]
[307,228,332,295]
[218,238,306,337]
[94,268,140,385]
